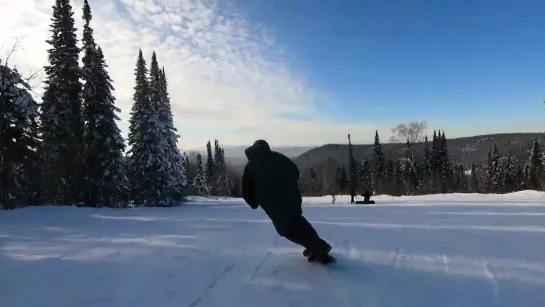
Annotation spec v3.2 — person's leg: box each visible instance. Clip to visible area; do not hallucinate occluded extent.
[283,215,331,254]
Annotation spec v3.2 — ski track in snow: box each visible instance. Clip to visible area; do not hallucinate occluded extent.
[1,196,545,307]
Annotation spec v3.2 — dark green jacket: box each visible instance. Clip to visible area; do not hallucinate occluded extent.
[242,140,302,235]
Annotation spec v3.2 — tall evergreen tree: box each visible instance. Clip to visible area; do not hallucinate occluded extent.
[81,1,126,207]
[147,51,187,202]
[155,58,187,196]
[347,134,357,202]
[215,147,231,196]
[214,139,221,167]
[40,0,85,205]
[205,140,215,191]
[211,139,222,194]
[128,50,185,205]
[438,131,450,179]
[372,130,385,193]
[421,135,432,191]
[431,130,439,172]
[192,153,209,196]
[0,61,41,208]
[127,49,152,204]
[182,152,193,183]
[403,140,418,194]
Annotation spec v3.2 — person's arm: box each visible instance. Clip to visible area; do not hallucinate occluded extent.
[242,163,258,209]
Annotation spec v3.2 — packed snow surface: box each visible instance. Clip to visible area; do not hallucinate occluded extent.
[1,192,545,307]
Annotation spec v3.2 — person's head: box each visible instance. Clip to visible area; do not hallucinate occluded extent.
[245,139,271,161]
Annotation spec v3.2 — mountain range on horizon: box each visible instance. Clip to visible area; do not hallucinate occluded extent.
[184,132,545,174]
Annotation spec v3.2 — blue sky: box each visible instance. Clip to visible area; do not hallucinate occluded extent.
[233,0,545,130]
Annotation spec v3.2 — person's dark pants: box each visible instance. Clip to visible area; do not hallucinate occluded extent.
[281,215,331,254]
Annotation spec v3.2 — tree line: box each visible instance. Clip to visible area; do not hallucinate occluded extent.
[299,130,545,198]
[181,140,234,197]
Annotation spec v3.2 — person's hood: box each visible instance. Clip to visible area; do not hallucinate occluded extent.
[245,139,271,161]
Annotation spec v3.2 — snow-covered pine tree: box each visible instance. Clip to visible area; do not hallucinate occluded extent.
[81,1,127,207]
[0,61,41,209]
[40,0,85,205]
[127,49,153,204]
[192,153,209,196]
[137,52,187,206]
[156,61,187,197]
[215,147,231,196]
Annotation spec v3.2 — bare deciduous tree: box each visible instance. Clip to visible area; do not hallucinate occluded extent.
[390,121,428,144]
[1,38,44,91]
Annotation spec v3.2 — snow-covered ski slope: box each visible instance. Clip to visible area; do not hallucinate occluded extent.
[1,191,545,307]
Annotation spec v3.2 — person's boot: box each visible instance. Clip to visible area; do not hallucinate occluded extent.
[306,245,332,263]
[315,253,336,265]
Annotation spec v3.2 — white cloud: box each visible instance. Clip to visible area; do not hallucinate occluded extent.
[1,0,338,149]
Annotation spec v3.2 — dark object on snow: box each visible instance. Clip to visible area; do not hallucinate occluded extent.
[304,245,336,265]
[305,250,336,265]
[242,140,332,256]
[355,190,375,204]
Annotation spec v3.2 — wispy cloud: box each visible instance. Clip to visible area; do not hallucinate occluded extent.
[0,0,396,149]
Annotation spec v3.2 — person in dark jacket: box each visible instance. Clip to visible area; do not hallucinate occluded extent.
[242,139,334,264]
